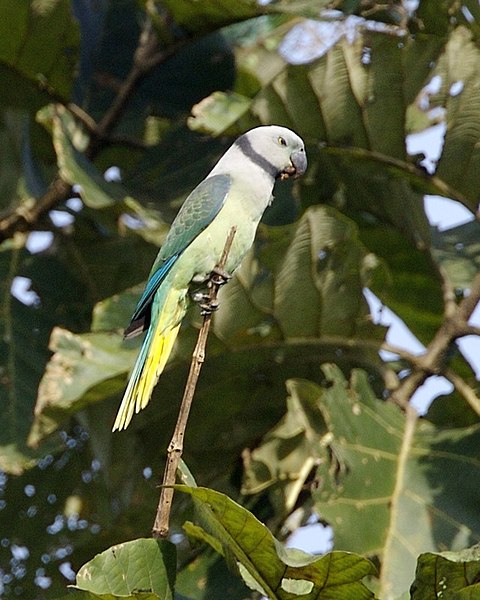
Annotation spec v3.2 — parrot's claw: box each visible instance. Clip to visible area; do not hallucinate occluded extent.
[200,299,220,315]
[191,291,209,304]
[191,292,220,315]
[209,266,231,287]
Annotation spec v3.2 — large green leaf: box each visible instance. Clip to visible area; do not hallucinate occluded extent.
[242,379,327,516]
[0,0,79,106]
[214,205,386,344]
[430,27,480,210]
[177,486,376,599]
[27,327,137,446]
[308,364,480,599]
[74,538,176,599]
[411,545,480,600]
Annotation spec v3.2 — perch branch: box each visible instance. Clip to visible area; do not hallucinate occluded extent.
[152,226,237,539]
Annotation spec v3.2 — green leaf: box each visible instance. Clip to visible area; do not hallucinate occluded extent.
[28,327,137,446]
[242,379,327,515]
[431,220,480,290]
[214,205,387,344]
[38,104,125,209]
[0,0,79,104]
[188,92,253,136]
[74,538,176,599]
[158,0,264,34]
[310,364,480,599]
[177,485,376,599]
[429,27,480,210]
[411,545,480,600]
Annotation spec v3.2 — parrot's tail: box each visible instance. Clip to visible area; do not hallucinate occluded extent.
[112,288,186,431]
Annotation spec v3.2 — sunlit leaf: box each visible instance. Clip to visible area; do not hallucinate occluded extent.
[188,92,253,136]
[178,485,376,599]
[28,327,136,446]
[74,538,176,599]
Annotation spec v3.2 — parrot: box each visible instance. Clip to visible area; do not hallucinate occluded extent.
[113,125,307,431]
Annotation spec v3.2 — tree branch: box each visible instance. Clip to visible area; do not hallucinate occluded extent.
[0,15,188,243]
[390,273,480,407]
[0,175,72,242]
[152,227,237,539]
[444,368,480,417]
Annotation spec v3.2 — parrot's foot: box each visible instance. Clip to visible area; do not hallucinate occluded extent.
[200,299,220,316]
[191,268,231,315]
[209,266,231,287]
[191,292,220,315]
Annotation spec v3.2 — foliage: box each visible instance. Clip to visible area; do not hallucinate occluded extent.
[1,1,480,600]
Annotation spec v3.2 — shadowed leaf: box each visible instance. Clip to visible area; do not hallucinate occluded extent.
[0,0,79,105]
[411,545,480,600]
[310,364,480,598]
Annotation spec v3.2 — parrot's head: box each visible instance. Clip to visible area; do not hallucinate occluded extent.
[234,125,307,181]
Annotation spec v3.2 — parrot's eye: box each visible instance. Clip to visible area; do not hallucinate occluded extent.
[278,136,287,146]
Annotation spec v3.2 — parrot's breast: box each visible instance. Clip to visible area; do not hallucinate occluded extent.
[172,185,269,288]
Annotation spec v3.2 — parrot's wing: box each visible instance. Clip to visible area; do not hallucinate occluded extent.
[125,174,231,337]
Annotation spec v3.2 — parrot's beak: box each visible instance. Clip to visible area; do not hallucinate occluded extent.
[279,148,307,180]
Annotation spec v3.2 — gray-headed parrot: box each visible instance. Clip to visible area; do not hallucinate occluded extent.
[113,125,307,430]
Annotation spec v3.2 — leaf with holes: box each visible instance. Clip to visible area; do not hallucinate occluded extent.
[310,364,480,599]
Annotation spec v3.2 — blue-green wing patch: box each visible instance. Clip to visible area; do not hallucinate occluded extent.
[125,174,231,337]
[158,174,231,260]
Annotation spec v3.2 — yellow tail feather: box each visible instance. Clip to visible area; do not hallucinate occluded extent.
[113,288,185,431]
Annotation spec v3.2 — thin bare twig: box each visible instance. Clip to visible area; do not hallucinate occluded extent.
[152,227,237,538]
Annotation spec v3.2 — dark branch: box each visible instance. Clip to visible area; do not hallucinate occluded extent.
[0,15,189,242]
[390,273,480,408]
